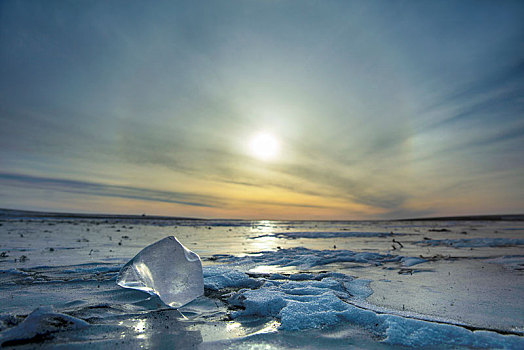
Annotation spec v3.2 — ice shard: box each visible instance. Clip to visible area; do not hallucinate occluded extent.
[116,236,204,308]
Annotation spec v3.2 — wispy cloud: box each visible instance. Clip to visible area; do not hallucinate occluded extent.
[0,172,338,213]
[427,60,524,130]
[0,173,222,208]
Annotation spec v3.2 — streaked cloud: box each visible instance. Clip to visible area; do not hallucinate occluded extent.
[0,172,222,208]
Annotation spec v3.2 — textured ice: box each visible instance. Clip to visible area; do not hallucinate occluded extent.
[252,231,405,239]
[485,255,524,270]
[209,247,403,268]
[226,273,524,348]
[116,236,204,308]
[401,257,428,267]
[0,306,88,346]
[203,266,262,291]
[416,238,524,248]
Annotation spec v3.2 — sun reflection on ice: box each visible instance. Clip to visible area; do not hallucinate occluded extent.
[134,319,147,334]
[249,220,279,252]
[118,318,150,341]
[226,321,241,333]
[252,220,275,234]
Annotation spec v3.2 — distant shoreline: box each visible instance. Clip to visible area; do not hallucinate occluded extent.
[1,208,523,222]
[0,208,203,221]
[400,214,524,222]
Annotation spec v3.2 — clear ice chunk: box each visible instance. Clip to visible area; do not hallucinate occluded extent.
[116,236,204,308]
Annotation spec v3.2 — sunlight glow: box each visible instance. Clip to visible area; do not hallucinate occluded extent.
[249,132,279,160]
[249,220,278,252]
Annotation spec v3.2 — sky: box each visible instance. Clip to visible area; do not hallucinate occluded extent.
[0,0,523,220]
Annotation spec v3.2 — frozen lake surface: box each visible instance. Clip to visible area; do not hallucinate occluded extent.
[0,210,523,348]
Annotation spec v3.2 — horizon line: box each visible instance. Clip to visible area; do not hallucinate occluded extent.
[1,207,523,222]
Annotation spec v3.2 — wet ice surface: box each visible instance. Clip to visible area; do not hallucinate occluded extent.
[0,213,523,348]
[252,231,409,239]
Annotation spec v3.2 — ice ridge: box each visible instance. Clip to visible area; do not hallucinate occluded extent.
[209,247,402,269]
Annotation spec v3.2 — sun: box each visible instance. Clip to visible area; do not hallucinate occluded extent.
[249,132,279,160]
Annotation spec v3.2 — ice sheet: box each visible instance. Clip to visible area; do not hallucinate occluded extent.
[1,215,523,348]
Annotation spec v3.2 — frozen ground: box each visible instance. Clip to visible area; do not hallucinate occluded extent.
[0,210,523,348]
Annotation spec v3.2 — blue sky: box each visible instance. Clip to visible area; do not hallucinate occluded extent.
[1,0,523,219]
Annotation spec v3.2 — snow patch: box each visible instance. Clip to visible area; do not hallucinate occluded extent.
[210,247,402,269]
[226,273,523,348]
[203,266,262,290]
